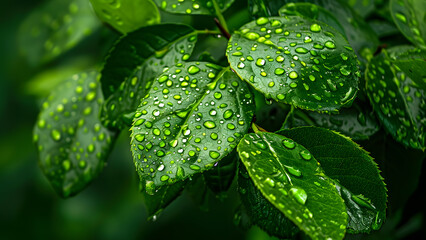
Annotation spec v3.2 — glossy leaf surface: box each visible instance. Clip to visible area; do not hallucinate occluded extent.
[131,64,254,194]
[18,0,100,65]
[388,47,426,89]
[279,127,387,233]
[390,0,426,49]
[203,149,237,195]
[227,16,359,112]
[238,132,347,240]
[292,101,380,140]
[33,71,116,197]
[142,181,186,219]
[366,48,426,150]
[154,0,234,15]
[100,24,197,129]
[238,164,299,239]
[90,0,160,34]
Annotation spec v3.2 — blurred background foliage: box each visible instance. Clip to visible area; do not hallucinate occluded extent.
[0,0,424,239]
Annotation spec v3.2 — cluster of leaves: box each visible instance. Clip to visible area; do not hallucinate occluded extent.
[26,0,425,239]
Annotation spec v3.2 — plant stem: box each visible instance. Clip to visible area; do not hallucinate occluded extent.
[212,0,230,37]
[196,29,222,35]
[281,105,295,129]
[294,110,316,126]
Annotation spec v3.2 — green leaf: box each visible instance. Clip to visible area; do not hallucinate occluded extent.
[131,64,255,194]
[292,101,380,140]
[154,0,234,15]
[227,16,360,112]
[238,132,348,240]
[100,24,198,129]
[142,181,186,219]
[278,3,346,36]
[18,0,100,65]
[388,47,426,89]
[90,0,160,34]
[238,164,300,239]
[33,71,116,198]
[390,0,426,49]
[347,0,375,18]
[365,48,426,150]
[203,149,237,195]
[278,127,387,233]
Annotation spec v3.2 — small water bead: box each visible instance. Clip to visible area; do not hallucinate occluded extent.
[310,23,321,32]
[214,92,222,99]
[203,121,216,129]
[295,47,309,54]
[290,82,298,88]
[324,41,336,49]
[51,129,61,141]
[187,65,200,74]
[160,175,169,182]
[289,71,298,79]
[282,139,295,149]
[237,62,245,69]
[340,66,351,76]
[290,187,308,205]
[209,110,217,116]
[299,150,312,160]
[209,151,220,159]
[256,58,266,67]
[265,177,275,187]
[223,110,233,119]
[275,68,285,75]
[256,17,269,26]
[276,56,284,62]
[285,166,302,177]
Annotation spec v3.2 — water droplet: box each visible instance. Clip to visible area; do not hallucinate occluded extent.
[289,71,298,79]
[282,139,295,149]
[324,41,336,49]
[223,110,233,119]
[310,23,321,32]
[203,121,216,129]
[160,175,169,182]
[209,151,220,159]
[275,68,285,75]
[51,129,61,141]
[286,166,302,177]
[265,177,275,187]
[188,65,200,74]
[290,187,307,205]
[295,47,308,54]
[256,17,269,25]
[340,65,351,76]
[256,58,266,67]
[299,150,312,160]
[214,92,222,99]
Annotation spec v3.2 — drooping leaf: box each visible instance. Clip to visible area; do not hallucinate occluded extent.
[90,0,160,34]
[18,0,100,65]
[365,48,426,150]
[278,3,346,35]
[278,126,387,233]
[388,47,426,89]
[203,149,237,196]
[142,180,186,219]
[390,0,426,49]
[238,132,348,240]
[227,16,360,112]
[291,101,380,140]
[238,164,300,239]
[154,0,235,15]
[131,64,254,194]
[100,24,198,129]
[33,71,116,198]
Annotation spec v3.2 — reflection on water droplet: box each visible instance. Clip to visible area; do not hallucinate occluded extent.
[290,187,307,205]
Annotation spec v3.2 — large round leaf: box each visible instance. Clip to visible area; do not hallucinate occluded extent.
[33,71,116,197]
[366,48,426,150]
[226,16,360,112]
[131,63,255,194]
[238,132,348,240]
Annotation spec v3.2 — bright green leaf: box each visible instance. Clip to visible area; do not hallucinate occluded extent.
[278,126,387,233]
[154,0,234,15]
[390,0,426,49]
[388,47,426,89]
[18,0,100,65]
[142,181,186,219]
[100,24,198,129]
[33,71,116,198]
[238,132,348,240]
[366,48,426,150]
[238,164,300,239]
[291,101,380,140]
[90,0,160,34]
[131,64,254,194]
[227,16,360,112]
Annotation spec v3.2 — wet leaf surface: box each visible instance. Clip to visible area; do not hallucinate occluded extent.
[154,0,235,15]
[100,24,197,129]
[33,71,116,197]
[279,126,387,233]
[366,48,426,150]
[131,63,254,194]
[238,132,347,240]
[227,16,360,112]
